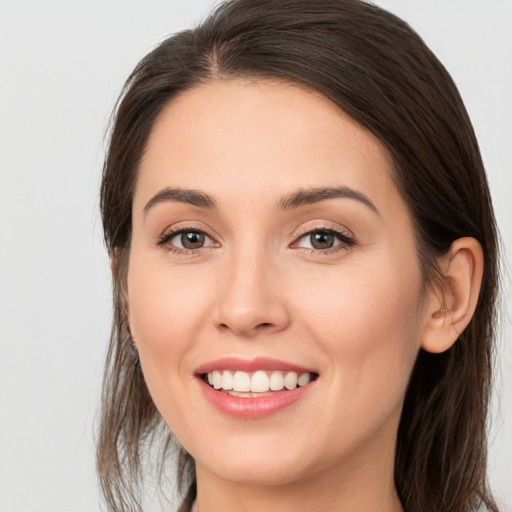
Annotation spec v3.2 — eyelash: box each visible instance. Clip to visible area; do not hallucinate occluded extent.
[156,225,217,255]
[292,226,356,255]
[156,225,356,256]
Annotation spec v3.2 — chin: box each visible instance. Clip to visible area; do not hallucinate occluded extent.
[198,453,315,487]
[187,428,335,488]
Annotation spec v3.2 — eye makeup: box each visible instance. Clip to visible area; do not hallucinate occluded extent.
[156,224,218,255]
[155,222,356,257]
[290,225,356,255]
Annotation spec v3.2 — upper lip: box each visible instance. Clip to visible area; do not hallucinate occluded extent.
[194,357,317,375]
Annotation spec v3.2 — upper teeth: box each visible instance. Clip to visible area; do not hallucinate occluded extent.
[206,370,312,392]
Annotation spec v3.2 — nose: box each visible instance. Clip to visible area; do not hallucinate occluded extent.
[214,248,290,338]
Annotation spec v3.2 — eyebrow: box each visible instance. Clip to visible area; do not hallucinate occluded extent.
[278,186,379,215]
[143,187,218,214]
[143,185,379,216]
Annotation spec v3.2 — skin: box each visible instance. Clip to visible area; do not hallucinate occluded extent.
[126,79,483,512]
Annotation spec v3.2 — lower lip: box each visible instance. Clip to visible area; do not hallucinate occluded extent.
[197,378,315,419]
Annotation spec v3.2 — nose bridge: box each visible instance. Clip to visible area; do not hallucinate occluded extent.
[215,238,289,336]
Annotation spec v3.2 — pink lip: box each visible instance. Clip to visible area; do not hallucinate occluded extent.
[195,357,318,420]
[194,357,315,375]
[197,378,316,419]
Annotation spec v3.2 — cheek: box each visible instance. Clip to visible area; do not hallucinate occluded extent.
[128,261,208,347]
[126,257,214,405]
[126,259,216,434]
[294,257,423,403]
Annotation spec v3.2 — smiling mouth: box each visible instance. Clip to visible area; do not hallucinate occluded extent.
[201,370,319,397]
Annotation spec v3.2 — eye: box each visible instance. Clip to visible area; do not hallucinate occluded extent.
[158,228,216,252]
[294,228,355,252]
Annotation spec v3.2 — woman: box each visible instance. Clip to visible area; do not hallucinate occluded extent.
[97,1,500,511]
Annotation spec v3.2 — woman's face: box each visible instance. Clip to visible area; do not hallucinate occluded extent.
[127,79,430,487]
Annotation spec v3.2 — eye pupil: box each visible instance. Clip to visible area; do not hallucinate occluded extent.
[181,231,205,249]
[310,232,334,249]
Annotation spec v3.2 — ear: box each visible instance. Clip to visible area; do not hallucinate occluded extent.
[421,237,484,354]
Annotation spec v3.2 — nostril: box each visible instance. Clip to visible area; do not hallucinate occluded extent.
[216,322,274,333]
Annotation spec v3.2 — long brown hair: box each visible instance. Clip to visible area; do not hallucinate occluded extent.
[97,1,500,511]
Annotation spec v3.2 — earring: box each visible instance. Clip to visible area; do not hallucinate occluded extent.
[440,307,448,313]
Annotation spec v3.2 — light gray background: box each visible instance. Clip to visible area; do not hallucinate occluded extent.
[0,1,510,511]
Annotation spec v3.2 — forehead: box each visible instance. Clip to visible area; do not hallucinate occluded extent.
[134,79,399,215]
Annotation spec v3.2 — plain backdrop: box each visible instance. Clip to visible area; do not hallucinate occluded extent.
[0,1,510,511]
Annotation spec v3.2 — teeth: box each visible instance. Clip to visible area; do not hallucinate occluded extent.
[233,371,251,392]
[251,371,269,392]
[269,371,284,391]
[206,370,314,392]
[221,370,233,390]
[284,371,298,390]
[298,372,311,387]
[212,370,222,390]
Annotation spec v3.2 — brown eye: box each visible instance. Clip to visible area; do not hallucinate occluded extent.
[158,228,215,252]
[310,232,335,249]
[294,228,355,253]
[180,231,206,249]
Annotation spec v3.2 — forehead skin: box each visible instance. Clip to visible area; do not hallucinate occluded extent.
[133,79,400,226]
